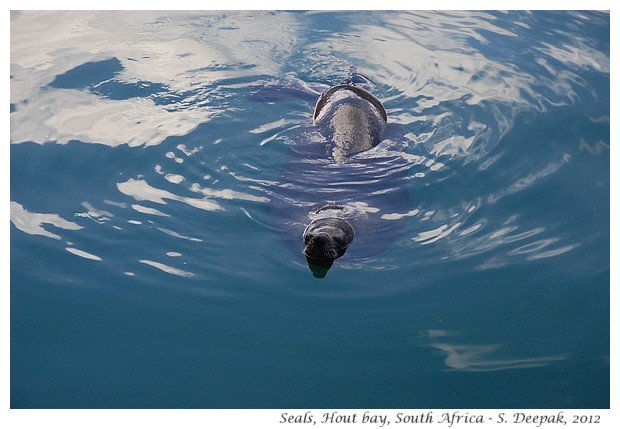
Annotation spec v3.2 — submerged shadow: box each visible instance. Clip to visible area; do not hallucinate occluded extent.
[305,256,335,279]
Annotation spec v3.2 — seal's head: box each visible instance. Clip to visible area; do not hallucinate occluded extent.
[303,217,354,278]
[303,217,354,261]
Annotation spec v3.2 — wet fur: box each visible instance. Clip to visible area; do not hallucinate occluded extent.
[303,217,354,261]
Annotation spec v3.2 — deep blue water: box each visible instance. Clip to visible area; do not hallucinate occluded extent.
[10,10,609,409]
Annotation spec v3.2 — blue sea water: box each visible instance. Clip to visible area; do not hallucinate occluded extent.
[10,10,610,409]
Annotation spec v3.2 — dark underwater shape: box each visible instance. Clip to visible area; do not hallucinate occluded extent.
[261,79,412,278]
[49,57,166,100]
[49,57,124,90]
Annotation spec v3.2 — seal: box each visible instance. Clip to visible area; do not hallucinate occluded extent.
[303,217,354,260]
[302,204,355,278]
[313,83,387,162]
[297,83,388,277]
[253,75,408,278]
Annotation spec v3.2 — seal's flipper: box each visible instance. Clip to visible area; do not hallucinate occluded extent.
[248,80,325,103]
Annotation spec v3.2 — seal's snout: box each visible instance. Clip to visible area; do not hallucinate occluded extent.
[303,233,338,260]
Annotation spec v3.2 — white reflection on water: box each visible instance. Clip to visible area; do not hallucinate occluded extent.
[76,201,113,224]
[11,10,599,151]
[154,165,187,184]
[381,209,420,221]
[158,227,203,243]
[164,174,185,185]
[414,222,462,246]
[10,89,207,147]
[117,178,223,212]
[509,238,581,261]
[579,138,610,155]
[11,10,299,147]
[10,201,82,240]
[424,329,567,372]
[308,12,527,105]
[408,149,576,259]
[130,204,170,217]
[305,10,606,164]
[538,39,610,73]
[10,10,606,271]
[189,183,270,203]
[65,247,102,261]
[527,244,581,260]
[10,10,606,157]
[431,342,567,372]
[489,156,569,204]
[166,151,185,164]
[139,259,195,278]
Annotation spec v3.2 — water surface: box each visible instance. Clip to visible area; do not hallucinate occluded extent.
[10,10,610,408]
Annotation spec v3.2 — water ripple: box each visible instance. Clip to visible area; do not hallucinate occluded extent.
[10,10,609,281]
[9,11,609,408]
[10,201,83,240]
